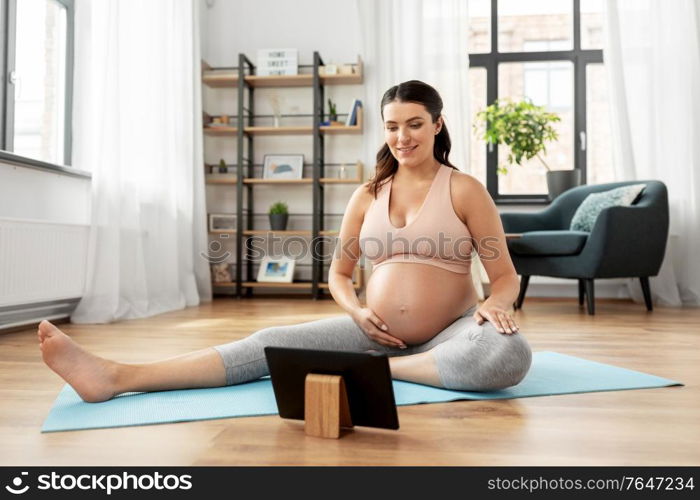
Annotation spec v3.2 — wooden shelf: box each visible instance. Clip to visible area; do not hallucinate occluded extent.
[208,107,362,137]
[240,125,362,136]
[243,281,313,289]
[205,74,364,89]
[207,177,362,185]
[320,73,363,85]
[320,124,362,135]
[204,126,238,136]
[244,71,364,88]
[202,54,364,298]
[206,178,237,184]
[239,230,340,236]
[202,72,239,88]
[243,230,310,236]
[202,57,363,89]
[243,178,312,184]
[320,178,363,184]
[244,126,312,136]
[245,74,312,88]
[240,281,362,290]
[320,57,364,85]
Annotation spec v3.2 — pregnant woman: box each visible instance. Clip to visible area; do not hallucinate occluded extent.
[38,80,531,403]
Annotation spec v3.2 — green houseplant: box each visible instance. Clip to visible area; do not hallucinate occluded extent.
[268,201,289,231]
[328,98,338,123]
[475,99,580,199]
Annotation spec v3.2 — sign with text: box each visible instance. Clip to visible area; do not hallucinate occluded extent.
[257,49,298,76]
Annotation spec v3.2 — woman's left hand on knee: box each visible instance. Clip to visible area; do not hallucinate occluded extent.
[473,305,519,335]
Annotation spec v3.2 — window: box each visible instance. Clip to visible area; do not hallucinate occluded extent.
[1,0,74,168]
[468,0,609,203]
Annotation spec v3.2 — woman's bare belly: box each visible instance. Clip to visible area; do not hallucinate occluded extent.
[365,262,477,345]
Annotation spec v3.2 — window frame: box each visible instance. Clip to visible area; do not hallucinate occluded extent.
[0,0,82,176]
[470,0,603,204]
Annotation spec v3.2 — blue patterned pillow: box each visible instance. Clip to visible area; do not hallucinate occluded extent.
[570,184,646,232]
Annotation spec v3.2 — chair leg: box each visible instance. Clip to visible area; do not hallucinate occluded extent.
[584,279,595,315]
[578,279,585,306]
[640,277,653,311]
[515,275,530,310]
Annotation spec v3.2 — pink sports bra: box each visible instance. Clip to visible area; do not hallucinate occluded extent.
[359,164,474,274]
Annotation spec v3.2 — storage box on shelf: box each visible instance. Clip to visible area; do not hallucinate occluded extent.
[202,52,365,297]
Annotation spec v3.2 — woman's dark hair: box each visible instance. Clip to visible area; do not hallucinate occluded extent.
[367,80,457,198]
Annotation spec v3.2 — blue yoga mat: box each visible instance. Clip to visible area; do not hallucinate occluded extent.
[41,352,682,433]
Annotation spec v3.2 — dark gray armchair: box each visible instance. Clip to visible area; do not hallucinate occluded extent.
[500,180,669,315]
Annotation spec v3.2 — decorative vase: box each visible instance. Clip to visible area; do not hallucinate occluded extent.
[269,213,288,231]
[546,169,582,201]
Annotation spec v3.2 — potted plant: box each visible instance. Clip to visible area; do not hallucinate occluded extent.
[218,158,227,173]
[268,201,289,231]
[328,98,338,123]
[474,99,580,200]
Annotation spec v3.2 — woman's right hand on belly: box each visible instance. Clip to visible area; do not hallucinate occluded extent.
[351,307,407,349]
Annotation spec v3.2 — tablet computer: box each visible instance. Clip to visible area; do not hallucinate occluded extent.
[264,346,400,430]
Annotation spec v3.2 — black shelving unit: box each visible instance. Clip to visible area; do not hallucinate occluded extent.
[202,52,364,299]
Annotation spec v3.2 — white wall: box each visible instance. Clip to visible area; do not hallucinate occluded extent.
[0,162,90,225]
[0,162,90,320]
[202,0,361,68]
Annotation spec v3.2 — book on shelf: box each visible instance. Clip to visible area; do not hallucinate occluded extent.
[345,99,362,126]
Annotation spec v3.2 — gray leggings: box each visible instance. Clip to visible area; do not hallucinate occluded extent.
[213,305,532,391]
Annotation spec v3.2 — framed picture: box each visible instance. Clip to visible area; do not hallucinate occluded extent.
[257,256,296,283]
[263,154,304,180]
[209,213,237,232]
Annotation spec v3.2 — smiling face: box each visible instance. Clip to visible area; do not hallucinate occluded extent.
[382,100,443,169]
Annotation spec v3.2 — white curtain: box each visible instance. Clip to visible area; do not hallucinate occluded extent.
[605,0,700,307]
[71,0,211,323]
[357,0,470,175]
[356,0,485,297]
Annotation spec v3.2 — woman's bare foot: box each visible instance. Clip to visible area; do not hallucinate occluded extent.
[38,320,120,403]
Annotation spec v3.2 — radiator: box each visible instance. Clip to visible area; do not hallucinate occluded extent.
[0,218,88,329]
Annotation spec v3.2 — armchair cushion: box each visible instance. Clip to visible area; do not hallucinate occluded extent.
[570,183,647,232]
[509,230,589,256]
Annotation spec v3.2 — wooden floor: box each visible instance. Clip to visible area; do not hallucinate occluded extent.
[1,297,699,466]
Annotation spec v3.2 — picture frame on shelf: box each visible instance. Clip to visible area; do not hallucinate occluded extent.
[209,213,237,232]
[257,256,296,283]
[263,154,304,180]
